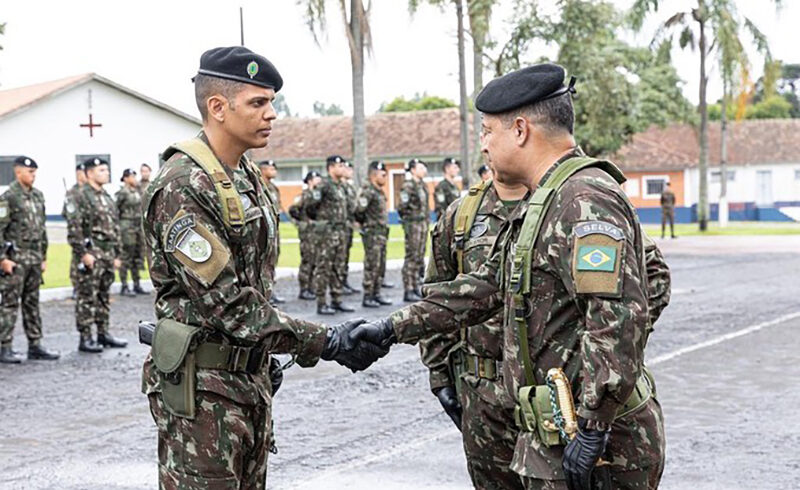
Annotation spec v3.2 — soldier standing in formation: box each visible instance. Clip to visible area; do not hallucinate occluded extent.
[116,168,147,296]
[354,160,393,308]
[477,164,492,183]
[289,170,321,301]
[433,157,461,220]
[340,161,360,295]
[397,158,429,302]
[306,155,355,315]
[140,46,386,488]
[67,157,128,353]
[0,156,60,363]
[660,181,676,239]
[353,63,667,490]
[139,163,152,195]
[64,162,88,299]
[259,159,286,305]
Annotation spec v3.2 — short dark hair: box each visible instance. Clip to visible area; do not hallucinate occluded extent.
[140,163,152,171]
[498,94,574,135]
[194,74,246,121]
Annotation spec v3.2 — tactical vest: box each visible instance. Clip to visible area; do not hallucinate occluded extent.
[452,179,492,274]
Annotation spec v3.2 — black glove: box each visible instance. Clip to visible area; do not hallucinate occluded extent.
[562,419,611,490]
[268,357,283,396]
[321,319,390,372]
[433,386,462,430]
[350,317,397,348]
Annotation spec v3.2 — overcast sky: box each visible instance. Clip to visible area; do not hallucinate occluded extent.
[0,0,796,118]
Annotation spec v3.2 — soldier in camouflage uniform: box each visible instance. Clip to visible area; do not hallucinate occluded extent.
[354,64,667,490]
[64,162,88,299]
[340,161,360,295]
[433,157,461,220]
[259,159,286,305]
[139,163,152,196]
[140,46,386,489]
[306,155,356,315]
[354,160,393,308]
[478,164,492,183]
[398,158,429,302]
[288,171,321,301]
[67,157,128,353]
[116,168,146,296]
[0,156,60,363]
[420,176,528,488]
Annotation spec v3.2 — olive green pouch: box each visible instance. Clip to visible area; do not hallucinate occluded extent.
[515,385,562,447]
[152,319,202,419]
[446,342,467,399]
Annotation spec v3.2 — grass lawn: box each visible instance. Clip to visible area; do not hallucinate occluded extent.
[642,221,800,237]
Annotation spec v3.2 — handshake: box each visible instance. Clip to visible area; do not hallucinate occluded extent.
[320,317,397,372]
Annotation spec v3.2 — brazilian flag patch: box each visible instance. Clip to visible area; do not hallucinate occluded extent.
[577,245,616,272]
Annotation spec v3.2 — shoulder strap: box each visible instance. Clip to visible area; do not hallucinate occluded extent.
[453,179,491,274]
[511,156,625,386]
[164,139,245,228]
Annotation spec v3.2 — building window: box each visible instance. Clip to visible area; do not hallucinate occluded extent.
[711,170,736,183]
[275,163,326,183]
[642,176,669,199]
[0,156,22,186]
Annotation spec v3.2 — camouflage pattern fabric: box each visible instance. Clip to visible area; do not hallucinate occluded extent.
[354,181,389,297]
[420,182,523,489]
[141,135,327,488]
[66,183,120,337]
[138,178,152,270]
[433,178,461,220]
[389,150,666,487]
[288,188,317,292]
[660,188,676,238]
[307,175,349,306]
[339,179,358,283]
[397,177,429,292]
[0,181,48,346]
[265,180,282,261]
[63,183,82,288]
[115,184,145,285]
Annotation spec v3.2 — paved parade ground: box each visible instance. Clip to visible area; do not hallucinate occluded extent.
[1,235,799,489]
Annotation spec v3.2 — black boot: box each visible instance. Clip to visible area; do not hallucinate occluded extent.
[345,281,361,294]
[317,304,337,315]
[0,345,23,364]
[71,288,77,300]
[28,344,60,360]
[415,286,423,298]
[342,284,356,296]
[78,336,103,353]
[375,294,394,306]
[299,289,316,301]
[381,281,395,289]
[362,295,381,308]
[331,301,355,313]
[269,294,286,305]
[98,333,128,348]
[120,284,135,297]
[133,282,147,295]
[404,290,422,302]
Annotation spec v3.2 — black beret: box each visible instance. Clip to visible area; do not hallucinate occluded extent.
[120,168,136,181]
[14,156,37,168]
[369,160,386,172]
[475,63,576,114]
[83,157,108,169]
[304,170,321,183]
[344,160,353,168]
[477,164,490,176]
[196,46,283,92]
[76,162,86,171]
[405,158,425,172]
[442,157,460,168]
[326,155,346,166]
[259,160,276,168]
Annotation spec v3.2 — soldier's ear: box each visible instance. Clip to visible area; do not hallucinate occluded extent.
[207,95,228,123]
[514,116,529,146]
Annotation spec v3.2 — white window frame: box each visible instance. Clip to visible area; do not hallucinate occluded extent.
[623,179,640,198]
[642,175,670,200]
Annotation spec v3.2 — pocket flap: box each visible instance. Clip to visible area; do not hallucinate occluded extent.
[152,319,202,374]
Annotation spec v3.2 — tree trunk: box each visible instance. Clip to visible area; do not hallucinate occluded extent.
[455,0,470,181]
[697,13,709,231]
[350,0,368,185]
[468,14,484,188]
[719,78,729,227]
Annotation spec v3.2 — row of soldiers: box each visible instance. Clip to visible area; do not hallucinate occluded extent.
[0,157,153,363]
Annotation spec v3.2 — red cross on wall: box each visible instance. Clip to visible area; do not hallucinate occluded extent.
[80,113,102,137]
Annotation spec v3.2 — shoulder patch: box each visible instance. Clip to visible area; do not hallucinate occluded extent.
[176,229,212,262]
[166,212,231,288]
[0,201,8,220]
[574,220,625,241]
[436,192,445,203]
[358,196,369,208]
[469,221,489,239]
[571,224,624,297]
[400,191,409,204]
[312,190,321,201]
[164,214,197,252]
[240,194,253,211]
[66,202,76,214]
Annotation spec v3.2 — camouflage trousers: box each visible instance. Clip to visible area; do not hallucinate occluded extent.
[361,229,388,297]
[313,226,346,306]
[401,220,428,291]
[338,224,354,284]
[661,208,675,238]
[75,256,115,337]
[297,226,316,291]
[0,261,43,347]
[460,375,523,490]
[119,226,144,285]
[148,391,271,489]
[521,465,664,490]
[70,254,79,288]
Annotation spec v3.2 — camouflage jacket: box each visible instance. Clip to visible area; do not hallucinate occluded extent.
[343,179,358,224]
[0,181,48,264]
[288,188,315,235]
[419,182,517,391]
[660,189,676,209]
[306,175,349,226]
[141,137,327,405]
[115,184,142,227]
[433,178,460,218]
[66,183,120,260]
[354,182,388,235]
[265,180,282,216]
[138,179,151,197]
[397,177,429,222]
[389,151,665,477]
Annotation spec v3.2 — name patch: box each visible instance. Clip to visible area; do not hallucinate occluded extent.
[574,221,624,241]
[164,214,196,252]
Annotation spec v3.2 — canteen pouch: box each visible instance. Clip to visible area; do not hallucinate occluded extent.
[152,318,202,419]
[515,385,562,447]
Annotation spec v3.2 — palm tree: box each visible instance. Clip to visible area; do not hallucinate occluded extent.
[300,0,373,184]
[630,0,778,231]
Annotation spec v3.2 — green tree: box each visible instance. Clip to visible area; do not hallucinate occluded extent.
[746,95,792,119]
[466,0,496,186]
[313,100,345,116]
[379,93,456,112]
[273,93,294,118]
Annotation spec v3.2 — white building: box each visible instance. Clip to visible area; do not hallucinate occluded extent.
[0,73,201,217]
